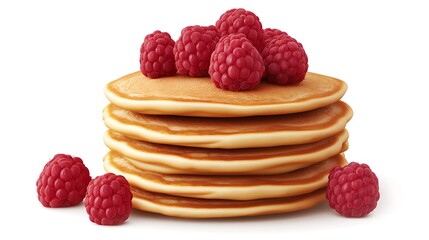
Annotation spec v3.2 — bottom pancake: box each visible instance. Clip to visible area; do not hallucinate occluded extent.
[131,186,326,218]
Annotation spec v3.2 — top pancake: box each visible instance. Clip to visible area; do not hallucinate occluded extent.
[105,71,347,117]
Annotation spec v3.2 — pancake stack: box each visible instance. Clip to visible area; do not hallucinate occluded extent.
[102,71,352,218]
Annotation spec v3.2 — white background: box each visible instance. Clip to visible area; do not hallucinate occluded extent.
[1,0,428,239]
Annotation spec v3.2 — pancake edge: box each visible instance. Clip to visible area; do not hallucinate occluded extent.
[103,152,347,200]
[104,82,347,117]
[126,158,319,176]
[102,105,353,149]
[131,188,326,218]
[103,130,349,174]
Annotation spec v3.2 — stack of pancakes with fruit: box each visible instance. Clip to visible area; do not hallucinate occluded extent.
[102,8,353,218]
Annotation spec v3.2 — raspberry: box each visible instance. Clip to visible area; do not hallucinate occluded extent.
[326,162,380,217]
[174,25,219,77]
[36,154,91,207]
[209,33,265,91]
[263,28,288,45]
[140,30,176,78]
[261,34,308,85]
[215,8,264,52]
[84,173,132,225]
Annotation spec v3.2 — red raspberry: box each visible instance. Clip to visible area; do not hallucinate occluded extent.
[263,28,288,45]
[174,25,219,77]
[261,34,308,85]
[215,8,264,52]
[140,30,176,78]
[36,154,91,207]
[209,33,265,91]
[326,162,380,217]
[84,173,132,225]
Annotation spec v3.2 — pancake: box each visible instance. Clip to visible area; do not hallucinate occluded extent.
[103,151,347,200]
[104,130,349,175]
[104,71,347,117]
[125,156,346,176]
[102,101,353,149]
[131,186,326,218]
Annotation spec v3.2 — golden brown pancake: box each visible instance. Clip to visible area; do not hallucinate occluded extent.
[102,101,353,149]
[104,71,347,117]
[131,186,327,218]
[104,130,349,175]
[103,151,347,200]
